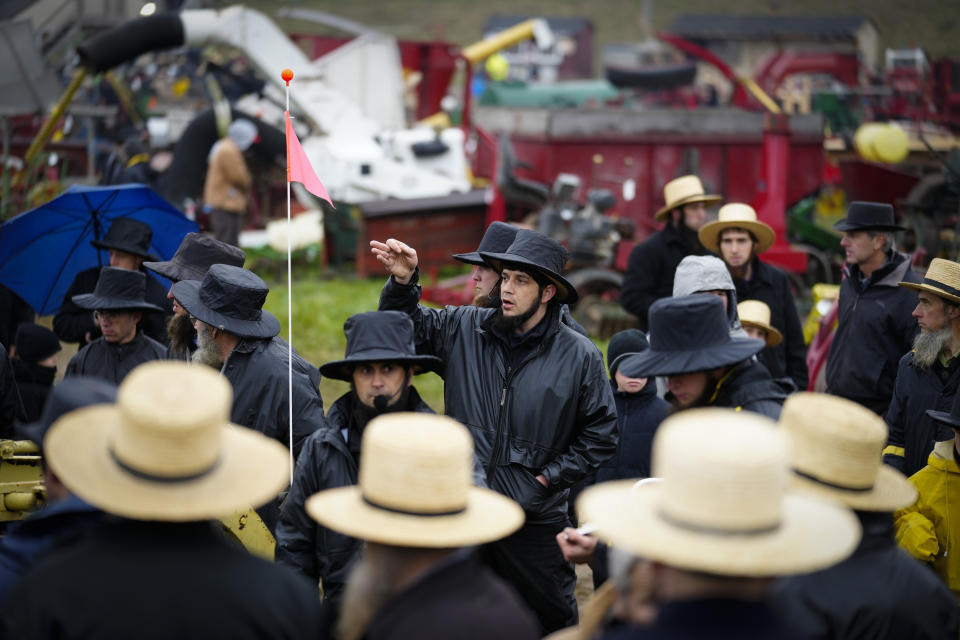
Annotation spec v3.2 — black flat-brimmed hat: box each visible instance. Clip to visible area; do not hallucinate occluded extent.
[453,222,518,266]
[833,201,904,232]
[143,233,246,282]
[90,218,158,259]
[619,295,765,378]
[72,267,164,312]
[927,387,960,430]
[480,229,578,303]
[319,311,442,381]
[16,377,117,453]
[171,264,280,339]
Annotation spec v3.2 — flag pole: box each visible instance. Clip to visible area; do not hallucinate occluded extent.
[282,68,295,486]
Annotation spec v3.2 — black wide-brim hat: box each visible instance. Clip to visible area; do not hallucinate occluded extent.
[72,267,164,312]
[619,295,764,378]
[833,201,904,232]
[453,221,518,266]
[143,232,246,282]
[480,229,578,304]
[320,311,442,381]
[90,217,159,260]
[927,387,960,430]
[172,264,280,339]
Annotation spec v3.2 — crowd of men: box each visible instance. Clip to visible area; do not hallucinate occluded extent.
[0,172,959,639]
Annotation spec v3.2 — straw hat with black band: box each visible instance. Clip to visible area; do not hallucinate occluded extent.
[578,408,861,577]
[43,361,289,521]
[172,264,280,339]
[452,221,518,267]
[653,175,722,223]
[780,393,917,512]
[306,413,524,548]
[480,228,578,304]
[698,203,776,254]
[319,311,442,382]
[90,217,159,260]
[143,233,246,283]
[898,258,960,304]
[737,300,783,348]
[72,267,164,312]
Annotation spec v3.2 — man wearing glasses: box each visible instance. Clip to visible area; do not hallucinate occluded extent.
[64,267,166,384]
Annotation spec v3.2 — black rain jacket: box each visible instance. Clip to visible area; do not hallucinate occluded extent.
[275,389,433,602]
[825,252,919,415]
[379,271,618,525]
[64,332,166,384]
[222,336,323,460]
[708,358,793,419]
[884,351,960,477]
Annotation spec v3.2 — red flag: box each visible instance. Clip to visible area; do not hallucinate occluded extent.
[285,111,333,206]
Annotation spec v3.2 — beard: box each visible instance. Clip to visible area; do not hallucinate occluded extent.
[191,323,224,369]
[491,297,541,334]
[336,547,406,640]
[167,313,196,355]
[913,327,953,368]
[472,281,502,308]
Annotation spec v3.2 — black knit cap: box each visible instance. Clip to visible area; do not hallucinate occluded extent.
[14,323,61,363]
[607,329,649,377]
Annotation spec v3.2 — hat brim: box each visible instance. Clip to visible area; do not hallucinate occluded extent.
[142,259,207,283]
[699,220,776,254]
[898,281,960,304]
[479,251,578,304]
[44,405,290,521]
[740,320,783,347]
[306,484,525,547]
[452,251,485,266]
[71,293,164,313]
[319,351,443,382]
[618,337,764,378]
[578,480,860,576]
[654,194,722,222]
[173,280,280,339]
[91,239,159,261]
[832,220,904,232]
[927,408,960,429]
[790,466,917,512]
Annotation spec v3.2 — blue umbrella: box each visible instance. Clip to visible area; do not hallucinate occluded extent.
[0,184,198,315]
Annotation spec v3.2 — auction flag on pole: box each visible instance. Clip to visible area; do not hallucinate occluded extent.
[284,110,333,207]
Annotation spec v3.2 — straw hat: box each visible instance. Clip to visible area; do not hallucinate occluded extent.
[44,361,289,521]
[737,300,782,347]
[578,408,860,576]
[306,413,524,547]
[780,393,918,512]
[899,258,960,304]
[698,203,775,254]
[653,175,722,222]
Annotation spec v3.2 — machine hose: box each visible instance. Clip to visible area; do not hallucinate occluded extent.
[77,13,184,73]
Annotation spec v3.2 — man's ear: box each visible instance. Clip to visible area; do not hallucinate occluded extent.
[948,303,960,321]
[541,283,557,304]
[132,311,143,324]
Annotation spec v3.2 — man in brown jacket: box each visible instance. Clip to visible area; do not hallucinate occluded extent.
[203,119,257,246]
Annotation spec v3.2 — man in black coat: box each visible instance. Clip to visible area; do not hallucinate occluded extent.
[53,217,172,346]
[142,232,245,362]
[699,203,808,390]
[825,202,920,415]
[306,413,538,640]
[620,175,720,331]
[275,311,440,607]
[621,295,792,419]
[64,267,166,384]
[372,230,618,634]
[0,345,16,439]
[771,393,958,640]
[9,323,61,423]
[884,258,960,476]
[1,362,323,639]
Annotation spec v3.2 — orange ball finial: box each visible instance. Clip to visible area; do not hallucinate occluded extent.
[281,68,294,84]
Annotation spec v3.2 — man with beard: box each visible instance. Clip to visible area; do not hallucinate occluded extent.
[53,218,171,346]
[699,203,808,390]
[64,268,166,384]
[142,232,245,362]
[826,202,920,414]
[306,413,538,640]
[9,323,61,423]
[275,311,440,612]
[884,258,960,476]
[371,229,617,634]
[619,295,790,418]
[620,175,721,331]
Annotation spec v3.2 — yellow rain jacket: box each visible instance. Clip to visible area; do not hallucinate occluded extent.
[895,439,960,602]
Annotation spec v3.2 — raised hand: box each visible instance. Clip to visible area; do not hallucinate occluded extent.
[370,238,418,284]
